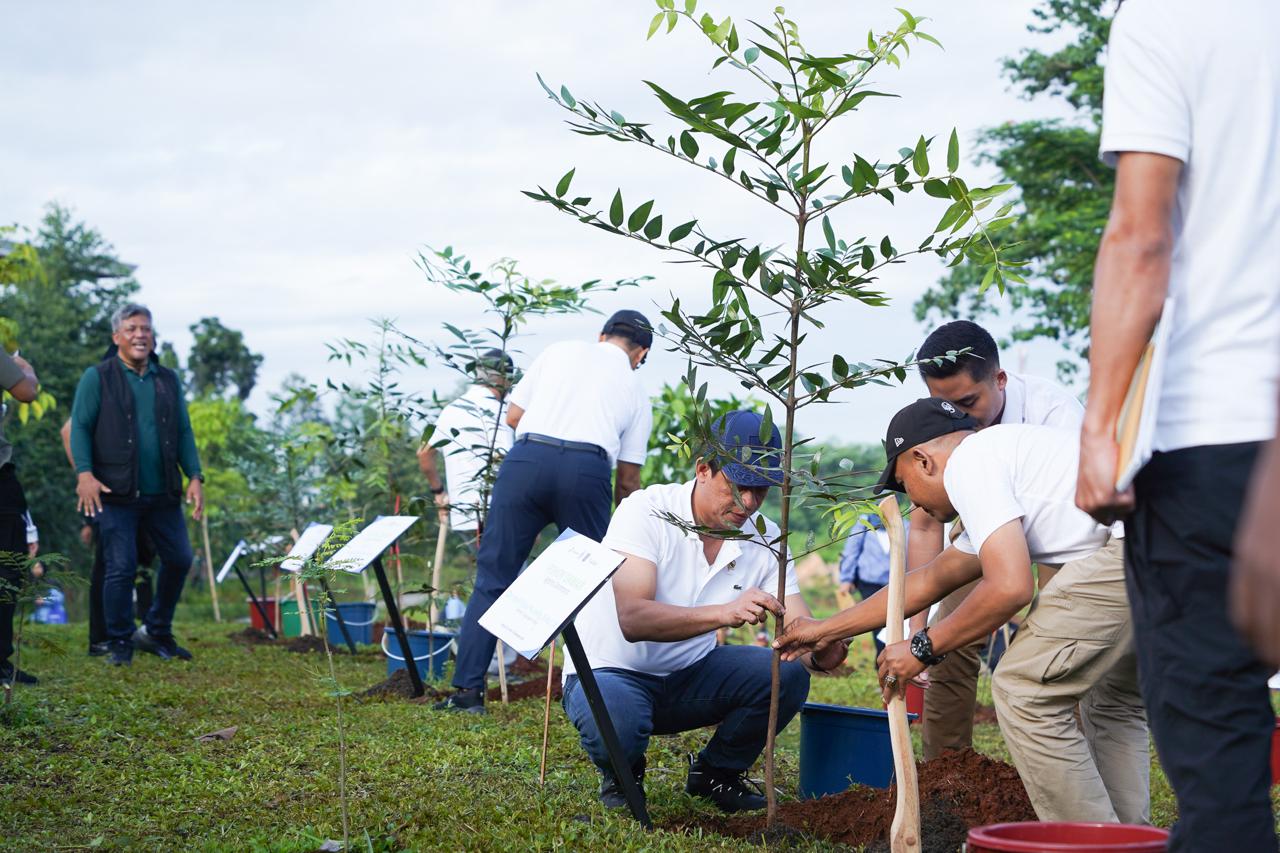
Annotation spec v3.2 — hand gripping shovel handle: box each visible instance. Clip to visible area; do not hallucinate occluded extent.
[878,495,920,853]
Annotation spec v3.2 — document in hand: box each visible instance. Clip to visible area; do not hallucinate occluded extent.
[1115,297,1176,491]
[479,529,625,659]
[279,522,335,573]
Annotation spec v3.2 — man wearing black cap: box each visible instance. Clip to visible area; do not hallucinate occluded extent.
[417,348,515,549]
[563,411,848,813]
[775,399,1148,824]
[435,312,655,713]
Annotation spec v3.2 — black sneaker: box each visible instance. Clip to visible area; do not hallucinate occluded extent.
[88,642,111,657]
[599,757,646,810]
[108,642,133,667]
[0,665,37,685]
[685,754,767,813]
[431,687,485,714]
[133,626,193,661]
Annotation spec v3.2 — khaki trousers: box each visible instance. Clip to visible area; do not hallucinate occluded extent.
[921,579,986,760]
[991,539,1149,824]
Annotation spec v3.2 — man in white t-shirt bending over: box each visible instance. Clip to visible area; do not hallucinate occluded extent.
[1075,2,1280,848]
[564,411,848,814]
[435,311,654,713]
[778,399,1148,824]
[908,320,1083,761]
[417,349,515,550]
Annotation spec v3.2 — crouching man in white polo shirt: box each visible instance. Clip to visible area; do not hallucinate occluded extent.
[563,411,849,813]
[776,398,1150,825]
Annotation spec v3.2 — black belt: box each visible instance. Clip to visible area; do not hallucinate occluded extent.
[518,433,606,457]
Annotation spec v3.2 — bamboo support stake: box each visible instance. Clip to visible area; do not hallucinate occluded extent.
[296,578,315,636]
[496,640,510,705]
[430,513,449,623]
[539,638,557,785]
[200,512,221,623]
[879,495,920,853]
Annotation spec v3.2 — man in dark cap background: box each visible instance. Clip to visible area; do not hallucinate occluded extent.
[775,398,1148,825]
[434,311,655,713]
[562,410,848,813]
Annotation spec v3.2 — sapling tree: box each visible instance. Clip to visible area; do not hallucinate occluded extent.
[525,4,1019,821]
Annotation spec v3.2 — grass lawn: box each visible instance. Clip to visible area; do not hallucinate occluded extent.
[0,606,1259,851]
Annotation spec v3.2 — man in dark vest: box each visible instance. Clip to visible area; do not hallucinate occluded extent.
[70,303,204,667]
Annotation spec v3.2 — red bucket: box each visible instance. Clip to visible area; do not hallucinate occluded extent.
[1271,716,1280,786]
[248,597,278,631]
[967,823,1169,852]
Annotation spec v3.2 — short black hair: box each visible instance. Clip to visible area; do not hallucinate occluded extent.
[917,320,999,382]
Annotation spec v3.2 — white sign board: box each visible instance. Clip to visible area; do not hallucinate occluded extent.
[280,523,335,573]
[325,515,419,574]
[215,540,248,584]
[479,529,625,659]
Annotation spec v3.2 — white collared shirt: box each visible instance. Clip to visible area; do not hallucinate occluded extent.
[433,384,513,532]
[507,340,652,466]
[948,425,1118,566]
[564,480,799,679]
[998,371,1083,430]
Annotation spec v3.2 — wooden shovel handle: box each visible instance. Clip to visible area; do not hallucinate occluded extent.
[878,495,920,853]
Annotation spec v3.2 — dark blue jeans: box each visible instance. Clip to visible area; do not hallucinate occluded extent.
[99,495,194,643]
[1128,443,1276,852]
[452,438,612,691]
[563,645,811,773]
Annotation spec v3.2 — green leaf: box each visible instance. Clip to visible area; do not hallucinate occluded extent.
[628,200,655,232]
[555,168,575,198]
[712,17,732,43]
[647,11,665,39]
[680,130,699,158]
[667,10,678,32]
[923,179,949,198]
[722,146,736,175]
[644,214,663,240]
[609,191,624,227]
[822,215,836,252]
[560,85,576,109]
[669,219,697,242]
[759,404,774,443]
[947,128,959,173]
[832,353,849,377]
[684,0,696,12]
[744,46,760,64]
[912,135,929,177]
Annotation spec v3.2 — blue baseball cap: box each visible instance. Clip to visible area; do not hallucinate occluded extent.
[708,410,783,487]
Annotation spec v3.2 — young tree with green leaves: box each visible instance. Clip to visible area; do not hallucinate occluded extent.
[526,4,1018,821]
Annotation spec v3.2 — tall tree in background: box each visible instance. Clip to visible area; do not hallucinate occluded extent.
[0,205,139,569]
[914,0,1112,377]
[187,316,264,400]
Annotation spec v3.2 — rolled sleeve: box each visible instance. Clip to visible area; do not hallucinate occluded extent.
[1100,2,1189,165]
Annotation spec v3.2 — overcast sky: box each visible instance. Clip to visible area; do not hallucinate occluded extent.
[1,1,1086,443]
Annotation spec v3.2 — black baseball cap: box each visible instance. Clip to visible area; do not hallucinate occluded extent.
[874,397,979,494]
[601,309,654,349]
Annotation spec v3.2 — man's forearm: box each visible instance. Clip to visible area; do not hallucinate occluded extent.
[617,599,727,642]
[925,578,1023,655]
[818,556,968,644]
[906,508,944,631]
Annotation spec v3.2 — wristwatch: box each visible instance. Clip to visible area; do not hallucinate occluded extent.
[430,485,445,495]
[910,628,947,667]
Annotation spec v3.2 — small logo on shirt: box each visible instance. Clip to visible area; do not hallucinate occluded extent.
[894,437,904,447]
[941,401,957,414]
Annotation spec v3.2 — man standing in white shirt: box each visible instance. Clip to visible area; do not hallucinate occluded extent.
[1075,2,1280,848]
[779,399,1148,824]
[435,311,655,713]
[908,320,1084,760]
[417,349,515,549]
[564,411,848,813]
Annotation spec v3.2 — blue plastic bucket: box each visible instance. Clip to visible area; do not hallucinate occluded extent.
[324,602,377,645]
[382,628,454,680]
[799,702,916,798]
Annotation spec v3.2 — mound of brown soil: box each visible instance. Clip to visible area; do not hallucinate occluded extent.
[669,749,1034,849]
[361,668,449,701]
[282,635,337,654]
[227,627,276,645]
[487,668,562,703]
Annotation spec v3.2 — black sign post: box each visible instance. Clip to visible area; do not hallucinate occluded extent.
[560,623,651,828]
[371,554,424,698]
[229,560,278,641]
